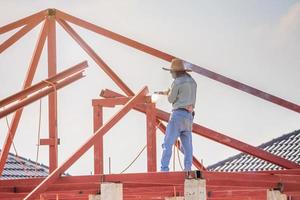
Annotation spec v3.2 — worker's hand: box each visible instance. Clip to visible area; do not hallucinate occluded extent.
[154,88,170,96]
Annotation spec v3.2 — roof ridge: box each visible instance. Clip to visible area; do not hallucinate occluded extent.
[207,129,300,170]
[0,151,70,178]
[6,151,49,170]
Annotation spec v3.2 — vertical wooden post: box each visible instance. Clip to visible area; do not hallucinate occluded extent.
[146,102,157,172]
[93,105,103,174]
[47,9,58,172]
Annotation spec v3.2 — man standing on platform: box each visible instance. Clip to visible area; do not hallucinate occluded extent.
[155,58,197,172]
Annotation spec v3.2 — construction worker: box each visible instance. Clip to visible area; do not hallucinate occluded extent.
[156,58,197,172]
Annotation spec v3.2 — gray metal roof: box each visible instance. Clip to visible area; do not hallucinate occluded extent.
[207,129,300,172]
[0,152,49,180]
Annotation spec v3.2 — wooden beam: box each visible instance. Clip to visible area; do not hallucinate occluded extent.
[57,18,134,96]
[0,10,46,34]
[146,103,157,172]
[56,9,300,113]
[93,105,103,174]
[23,86,148,200]
[0,72,85,118]
[0,16,44,53]
[100,89,300,169]
[0,19,49,175]
[47,14,58,173]
[0,61,88,108]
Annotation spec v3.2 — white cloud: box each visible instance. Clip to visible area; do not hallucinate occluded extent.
[251,2,300,55]
[278,2,300,34]
[275,2,300,46]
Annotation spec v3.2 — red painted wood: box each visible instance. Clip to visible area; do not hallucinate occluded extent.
[146,103,157,172]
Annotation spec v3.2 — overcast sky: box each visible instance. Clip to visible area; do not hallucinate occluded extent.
[0,0,299,175]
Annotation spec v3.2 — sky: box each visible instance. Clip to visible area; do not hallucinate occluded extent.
[0,0,299,175]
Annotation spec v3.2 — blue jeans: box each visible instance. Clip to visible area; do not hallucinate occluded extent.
[161,109,193,171]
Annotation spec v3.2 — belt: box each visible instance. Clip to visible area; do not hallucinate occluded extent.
[173,108,195,117]
[173,108,191,112]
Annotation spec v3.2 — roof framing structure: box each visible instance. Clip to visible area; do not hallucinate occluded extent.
[0,8,299,200]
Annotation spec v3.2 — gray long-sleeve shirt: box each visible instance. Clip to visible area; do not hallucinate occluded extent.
[168,74,197,110]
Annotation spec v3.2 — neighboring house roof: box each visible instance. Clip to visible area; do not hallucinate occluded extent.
[208,129,300,172]
[0,152,49,180]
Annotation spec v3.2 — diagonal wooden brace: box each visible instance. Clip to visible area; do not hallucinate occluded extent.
[100,89,300,169]
[56,9,300,113]
[23,86,148,200]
